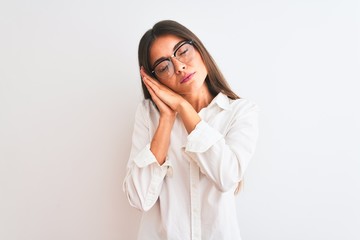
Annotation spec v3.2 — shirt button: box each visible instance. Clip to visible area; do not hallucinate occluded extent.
[167,167,173,176]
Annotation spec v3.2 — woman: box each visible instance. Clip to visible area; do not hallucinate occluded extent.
[123,20,259,240]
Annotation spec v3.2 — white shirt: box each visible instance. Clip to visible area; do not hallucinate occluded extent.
[123,93,259,240]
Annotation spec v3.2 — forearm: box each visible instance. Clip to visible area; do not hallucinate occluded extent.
[188,138,243,192]
[185,104,259,192]
[177,100,201,133]
[150,116,175,165]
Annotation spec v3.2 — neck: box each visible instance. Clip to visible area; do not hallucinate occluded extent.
[182,86,214,112]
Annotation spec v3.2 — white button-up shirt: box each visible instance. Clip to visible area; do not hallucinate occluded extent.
[123,93,259,240]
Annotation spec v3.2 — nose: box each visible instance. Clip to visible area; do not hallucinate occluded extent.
[171,57,186,74]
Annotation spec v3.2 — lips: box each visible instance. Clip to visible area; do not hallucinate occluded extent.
[180,72,195,84]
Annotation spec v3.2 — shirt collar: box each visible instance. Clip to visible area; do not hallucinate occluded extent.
[211,92,231,111]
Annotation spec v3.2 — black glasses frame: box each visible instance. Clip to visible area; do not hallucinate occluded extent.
[151,40,194,76]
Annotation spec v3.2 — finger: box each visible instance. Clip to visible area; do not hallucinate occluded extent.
[147,84,159,101]
[143,75,161,89]
[147,82,169,109]
[140,67,155,81]
[145,82,157,100]
[143,76,157,89]
[143,76,163,96]
[140,68,164,88]
[143,78,160,101]
[143,76,156,91]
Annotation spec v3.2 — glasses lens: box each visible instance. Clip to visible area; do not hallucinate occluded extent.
[174,42,194,63]
[154,60,173,79]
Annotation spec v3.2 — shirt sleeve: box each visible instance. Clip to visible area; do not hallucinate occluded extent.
[185,101,259,192]
[122,101,172,211]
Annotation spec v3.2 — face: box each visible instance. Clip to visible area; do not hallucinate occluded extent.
[149,35,208,96]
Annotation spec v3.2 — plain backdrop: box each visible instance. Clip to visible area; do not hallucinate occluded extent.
[0,0,359,239]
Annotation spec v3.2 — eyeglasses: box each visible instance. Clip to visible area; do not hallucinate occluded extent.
[151,40,195,80]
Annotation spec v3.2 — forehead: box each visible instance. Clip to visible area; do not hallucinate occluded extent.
[149,35,185,65]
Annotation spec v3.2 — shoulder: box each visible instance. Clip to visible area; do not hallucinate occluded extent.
[212,93,258,115]
[134,99,159,121]
[226,95,259,116]
[136,99,157,113]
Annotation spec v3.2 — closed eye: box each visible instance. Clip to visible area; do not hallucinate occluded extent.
[156,60,171,73]
[159,65,169,72]
[178,48,189,56]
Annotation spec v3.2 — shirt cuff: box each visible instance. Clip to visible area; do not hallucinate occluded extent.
[185,120,223,153]
[133,143,158,168]
[133,144,173,176]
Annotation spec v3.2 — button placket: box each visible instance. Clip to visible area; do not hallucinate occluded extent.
[190,160,201,240]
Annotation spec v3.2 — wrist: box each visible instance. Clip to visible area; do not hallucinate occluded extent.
[176,99,189,113]
[159,114,176,124]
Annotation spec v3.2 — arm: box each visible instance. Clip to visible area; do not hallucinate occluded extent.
[142,68,177,165]
[150,116,174,165]
[124,68,179,211]
[185,101,259,192]
[141,70,258,192]
[122,102,173,211]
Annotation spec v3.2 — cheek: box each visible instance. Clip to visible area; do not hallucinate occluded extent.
[158,79,174,90]
[195,59,207,76]
[193,54,207,74]
[158,78,167,86]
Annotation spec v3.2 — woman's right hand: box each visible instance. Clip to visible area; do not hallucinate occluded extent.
[141,68,176,121]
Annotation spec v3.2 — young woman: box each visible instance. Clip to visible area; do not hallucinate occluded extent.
[123,20,259,240]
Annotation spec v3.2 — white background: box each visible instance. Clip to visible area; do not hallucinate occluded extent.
[1,0,359,239]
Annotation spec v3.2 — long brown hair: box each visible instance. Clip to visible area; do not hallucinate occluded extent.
[138,20,240,101]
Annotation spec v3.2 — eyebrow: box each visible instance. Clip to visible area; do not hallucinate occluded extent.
[151,40,187,69]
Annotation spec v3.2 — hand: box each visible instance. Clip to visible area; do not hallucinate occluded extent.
[141,67,185,112]
[141,67,178,119]
[141,67,201,134]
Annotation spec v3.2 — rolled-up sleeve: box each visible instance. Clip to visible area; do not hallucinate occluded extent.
[123,102,172,211]
[185,102,259,192]
[185,120,223,152]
